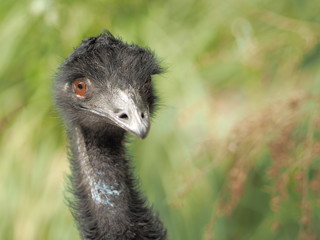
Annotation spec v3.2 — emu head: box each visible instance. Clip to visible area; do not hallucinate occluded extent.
[55,31,162,139]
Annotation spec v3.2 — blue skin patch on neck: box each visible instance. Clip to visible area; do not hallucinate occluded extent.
[88,176,122,207]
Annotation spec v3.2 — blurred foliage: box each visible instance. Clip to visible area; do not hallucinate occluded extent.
[1,0,320,239]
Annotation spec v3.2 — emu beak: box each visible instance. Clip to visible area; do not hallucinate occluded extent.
[112,106,150,139]
[88,90,151,139]
[111,90,150,139]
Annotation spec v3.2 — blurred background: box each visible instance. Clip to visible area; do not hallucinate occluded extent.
[1,0,320,239]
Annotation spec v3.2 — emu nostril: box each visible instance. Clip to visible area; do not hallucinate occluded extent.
[141,112,145,119]
[119,113,129,119]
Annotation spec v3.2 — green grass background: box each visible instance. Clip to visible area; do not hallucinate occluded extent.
[1,0,320,239]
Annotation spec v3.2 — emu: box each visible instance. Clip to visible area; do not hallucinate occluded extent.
[54,31,167,240]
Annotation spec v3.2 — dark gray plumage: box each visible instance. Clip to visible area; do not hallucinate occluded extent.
[54,31,167,240]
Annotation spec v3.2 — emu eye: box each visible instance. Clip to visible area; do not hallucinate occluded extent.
[73,79,87,96]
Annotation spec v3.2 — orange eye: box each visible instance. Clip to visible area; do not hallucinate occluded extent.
[73,79,87,96]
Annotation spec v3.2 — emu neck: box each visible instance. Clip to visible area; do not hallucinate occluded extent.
[69,124,166,240]
[76,125,126,202]
[71,125,131,238]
